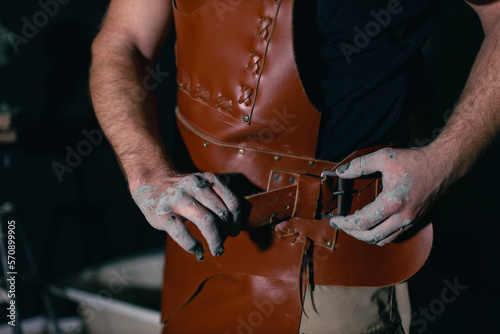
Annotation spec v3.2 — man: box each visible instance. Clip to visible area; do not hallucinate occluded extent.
[89,0,499,333]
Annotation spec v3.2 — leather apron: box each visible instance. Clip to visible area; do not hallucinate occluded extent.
[161,1,432,332]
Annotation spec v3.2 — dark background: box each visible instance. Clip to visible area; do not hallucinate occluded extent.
[0,1,498,333]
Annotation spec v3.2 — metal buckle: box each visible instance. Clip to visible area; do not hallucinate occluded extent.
[320,171,347,219]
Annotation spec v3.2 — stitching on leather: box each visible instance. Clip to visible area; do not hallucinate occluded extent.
[255,16,272,39]
[195,85,210,102]
[277,225,300,243]
[246,50,262,74]
[238,84,254,106]
[216,96,233,112]
[246,0,282,122]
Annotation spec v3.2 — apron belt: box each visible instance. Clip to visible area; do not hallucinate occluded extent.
[177,109,386,229]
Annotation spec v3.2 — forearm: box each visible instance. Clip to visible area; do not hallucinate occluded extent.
[423,16,500,186]
[88,1,242,257]
[90,34,175,192]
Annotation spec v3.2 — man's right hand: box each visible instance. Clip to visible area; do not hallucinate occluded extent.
[131,172,242,261]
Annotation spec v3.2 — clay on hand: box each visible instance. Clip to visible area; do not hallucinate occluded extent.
[330,147,441,246]
[132,172,242,260]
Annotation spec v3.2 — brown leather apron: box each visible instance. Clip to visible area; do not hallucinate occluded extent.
[161,1,432,332]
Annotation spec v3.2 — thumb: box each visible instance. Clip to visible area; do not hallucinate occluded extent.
[336,151,384,179]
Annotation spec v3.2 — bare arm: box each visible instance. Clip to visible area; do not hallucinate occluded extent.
[330,2,500,245]
[428,0,500,181]
[90,0,241,259]
[90,0,174,188]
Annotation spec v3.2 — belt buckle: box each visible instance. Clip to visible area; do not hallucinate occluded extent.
[320,171,347,218]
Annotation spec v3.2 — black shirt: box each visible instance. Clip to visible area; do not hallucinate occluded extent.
[294,0,442,161]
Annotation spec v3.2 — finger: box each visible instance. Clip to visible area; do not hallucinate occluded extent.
[376,228,406,246]
[341,214,410,245]
[173,199,225,257]
[160,214,205,261]
[336,148,396,179]
[203,173,242,237]
[378,217,413,246]
[330,194,394,231]
[189,174,232,228]
[187,173,238,238]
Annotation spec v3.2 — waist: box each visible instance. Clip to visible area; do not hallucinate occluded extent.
[176,107,389,230]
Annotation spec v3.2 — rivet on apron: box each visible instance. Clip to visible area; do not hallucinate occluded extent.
[203,141,209,148]
[238,149,245,155]
[289,176,296,184]
[274,155,282,161]
[243,115,250,122]
[308,160,315,166]
[273,173,281,181]
[326,241,334,248]
[185,127,189,133]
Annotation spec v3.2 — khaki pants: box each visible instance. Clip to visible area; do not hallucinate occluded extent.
[299,282,411,334]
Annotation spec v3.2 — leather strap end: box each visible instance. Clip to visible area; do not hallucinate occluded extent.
[243,185,297,229]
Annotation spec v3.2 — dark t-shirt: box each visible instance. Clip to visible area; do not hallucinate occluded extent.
[294,0,442,161]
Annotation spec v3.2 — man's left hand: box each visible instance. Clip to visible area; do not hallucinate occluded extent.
[329,147,446,246]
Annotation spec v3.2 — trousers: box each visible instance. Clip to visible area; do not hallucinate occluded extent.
[299,283,410,334]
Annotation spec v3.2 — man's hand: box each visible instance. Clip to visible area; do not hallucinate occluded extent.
[329,147,446,246]
[132,172,242,261]
[331,1,500,246]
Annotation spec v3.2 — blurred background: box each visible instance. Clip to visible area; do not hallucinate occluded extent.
[0,0,498,333]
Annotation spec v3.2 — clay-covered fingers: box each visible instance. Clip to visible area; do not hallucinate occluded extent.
[330,148,420,245]
[201,173,242,237]
[331,208,411,245]
[164,196,226,257]
[330,199,390,232]
[132,172,242,260]
[174,173,241,240]
[336,148,397,179]
[374,217,412,246]
[161,214,205,261]
[132,184,207,259]
[154,173,228,256]
[330,175,414,245]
